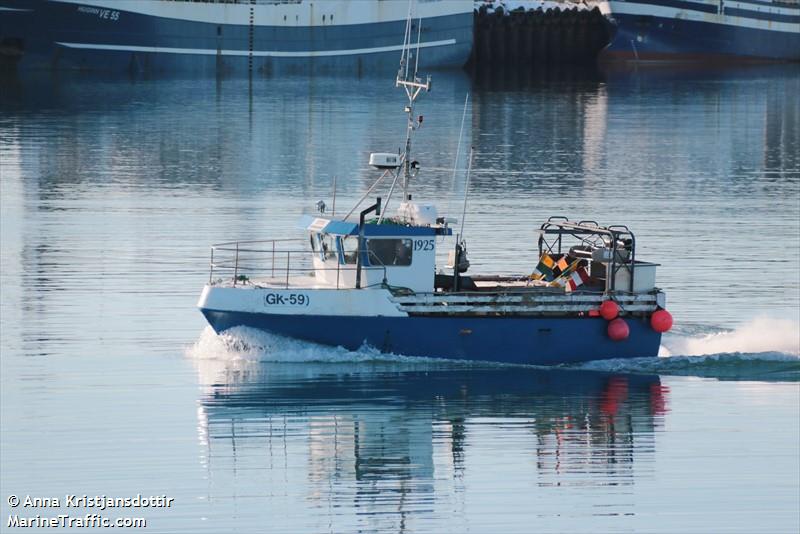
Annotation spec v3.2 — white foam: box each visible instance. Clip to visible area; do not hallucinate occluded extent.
[580,317,800,378]
[185,326,475,385]
[186,317,800,384]
[185,325,461,365]
[662,317,800,358]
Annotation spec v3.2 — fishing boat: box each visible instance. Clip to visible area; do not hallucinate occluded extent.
[0,0,473,74]
[197,26,674,365]
[598,0,800,62]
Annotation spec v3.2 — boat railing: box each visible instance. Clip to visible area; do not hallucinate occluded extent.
[209,239,389,289]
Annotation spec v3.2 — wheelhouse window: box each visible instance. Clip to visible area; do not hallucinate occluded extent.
[366,238,413,266]
[316,233,335,261]
[339,236,359,264]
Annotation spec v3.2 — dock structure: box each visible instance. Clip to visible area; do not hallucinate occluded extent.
[470,3,610,70]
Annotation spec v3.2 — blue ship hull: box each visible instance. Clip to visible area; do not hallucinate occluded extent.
[600,0,800,61]
[200,309,663,365]
[0,0,473,75]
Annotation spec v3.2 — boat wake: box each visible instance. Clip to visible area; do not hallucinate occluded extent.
[577,317,800,381]
[186,325,448,365]
[186,317,800,382]
[660,317,799,357]
[185,326,459,386]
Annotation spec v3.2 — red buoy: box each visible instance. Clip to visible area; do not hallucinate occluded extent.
[650,309,673,333]
[599,300,619,321]
[607,318,629,341]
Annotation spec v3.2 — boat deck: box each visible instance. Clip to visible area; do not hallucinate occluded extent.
[216,273,569,292]
[213,273,662,317]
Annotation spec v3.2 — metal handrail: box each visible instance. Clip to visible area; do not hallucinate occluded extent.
[208,238,389,289]
[211,238,300,248]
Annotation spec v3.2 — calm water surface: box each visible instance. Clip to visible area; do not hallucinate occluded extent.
[1,66,799,533]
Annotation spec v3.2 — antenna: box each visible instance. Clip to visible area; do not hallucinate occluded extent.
[452,147,474,292]
[331,175,337,217]
[346,0,429,222]
[459,147,474,240]
[414,16,422,75]
[401,0,413,79]
[446,93,470,217]
[396,0,430,202]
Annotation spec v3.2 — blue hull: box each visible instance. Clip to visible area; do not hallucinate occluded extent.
[200,310,663,365]
[602,7,800,61]
[0,0,473,75]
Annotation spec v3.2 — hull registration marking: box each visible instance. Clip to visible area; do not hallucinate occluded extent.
[264,293,309,307]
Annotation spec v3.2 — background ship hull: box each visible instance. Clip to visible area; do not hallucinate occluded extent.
[200,309,663,365]
[599,0,800,62]
[0,0,473,74]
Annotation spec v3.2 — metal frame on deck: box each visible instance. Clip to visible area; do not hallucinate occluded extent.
[538,217,637,293]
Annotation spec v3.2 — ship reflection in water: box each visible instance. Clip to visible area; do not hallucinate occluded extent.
[194,361,669,528]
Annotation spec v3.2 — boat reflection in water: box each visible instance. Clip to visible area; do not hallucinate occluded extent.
[194,359,670,525]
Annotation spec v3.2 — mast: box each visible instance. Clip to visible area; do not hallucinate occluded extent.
[396,14,429,199]
[344,5,430,222]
